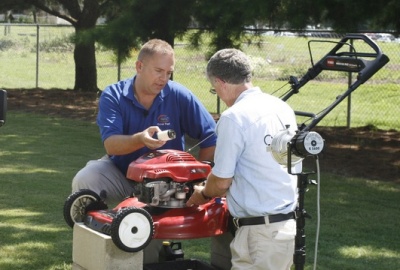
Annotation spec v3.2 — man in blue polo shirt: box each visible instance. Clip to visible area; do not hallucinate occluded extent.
[71,39,217,263]
[72,38,216,204]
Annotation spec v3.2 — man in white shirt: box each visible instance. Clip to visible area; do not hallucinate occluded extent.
[187,48,300,270]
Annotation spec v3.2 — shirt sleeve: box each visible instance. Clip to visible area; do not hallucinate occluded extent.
[212,116,243,178]
[178,90,217,148]
[96,87,123,142]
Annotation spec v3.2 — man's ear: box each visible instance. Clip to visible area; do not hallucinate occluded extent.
[215,77,226,89]
[135,60,143,72]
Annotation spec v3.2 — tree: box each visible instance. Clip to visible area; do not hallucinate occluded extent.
[97,0,313,62]
[31,0,107,92]
[95,0,397,64]
[191,0,254,58]
[309,0,400,34]
[372,1,400,33]
[189,0,318,58]
[0,0,111,92]
[2,0,398,92]
[94,0,195,60]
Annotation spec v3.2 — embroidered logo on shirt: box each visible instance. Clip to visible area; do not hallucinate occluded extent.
[157,114,171,126]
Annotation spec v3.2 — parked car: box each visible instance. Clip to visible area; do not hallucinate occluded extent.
[375,33,396,43]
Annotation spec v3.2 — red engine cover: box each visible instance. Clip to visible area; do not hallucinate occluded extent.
[126,150,211,183]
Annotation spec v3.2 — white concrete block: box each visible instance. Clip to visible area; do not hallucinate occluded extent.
[73,223,143,270]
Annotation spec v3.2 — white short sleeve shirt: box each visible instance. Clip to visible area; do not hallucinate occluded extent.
[212,87,300,218]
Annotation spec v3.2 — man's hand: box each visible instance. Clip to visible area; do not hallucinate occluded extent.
[104,126,167,155]
[140,126,167,150]
[186,185,211,207]
[185,173,232,207]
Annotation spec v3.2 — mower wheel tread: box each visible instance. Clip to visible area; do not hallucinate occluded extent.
[63,189,101,228]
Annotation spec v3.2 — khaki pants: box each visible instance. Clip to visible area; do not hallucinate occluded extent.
[230,218,296,270]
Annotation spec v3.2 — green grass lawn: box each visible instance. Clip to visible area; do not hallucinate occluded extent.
[0,111,399,270]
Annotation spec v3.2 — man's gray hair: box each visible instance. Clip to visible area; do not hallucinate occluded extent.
[206,48,252,84]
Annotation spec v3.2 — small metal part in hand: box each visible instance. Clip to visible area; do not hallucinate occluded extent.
[157,129,176,141]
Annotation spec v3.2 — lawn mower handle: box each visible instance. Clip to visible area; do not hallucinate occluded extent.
[283,33,390,104]
[283,33,389,132]
[282,34,390,270]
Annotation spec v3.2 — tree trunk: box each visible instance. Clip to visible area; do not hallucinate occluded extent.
[70,0,101,92]
[73,29,98,92]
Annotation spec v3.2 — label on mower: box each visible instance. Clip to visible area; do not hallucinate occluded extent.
[303,132,324,155]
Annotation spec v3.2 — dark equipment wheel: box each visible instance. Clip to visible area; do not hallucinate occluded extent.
[63,189,101,228]
[110,207,154,252]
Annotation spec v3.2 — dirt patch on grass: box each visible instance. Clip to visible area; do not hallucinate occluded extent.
[6,88,99,122]
[309,126,399,183]
[5,88,400,183]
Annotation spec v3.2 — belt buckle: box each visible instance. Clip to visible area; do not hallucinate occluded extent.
[233,218,239,228]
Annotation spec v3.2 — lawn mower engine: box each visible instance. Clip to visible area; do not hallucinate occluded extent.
[127,149,212,208]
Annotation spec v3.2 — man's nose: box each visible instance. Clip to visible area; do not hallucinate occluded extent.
[159,72,171,82]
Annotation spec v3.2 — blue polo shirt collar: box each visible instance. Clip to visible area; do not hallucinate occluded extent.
[122,76,170,105]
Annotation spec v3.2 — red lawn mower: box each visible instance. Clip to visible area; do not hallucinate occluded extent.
[63,33,389,269]
[63,148,230,253]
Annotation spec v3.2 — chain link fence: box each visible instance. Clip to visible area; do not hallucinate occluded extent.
[1,24,399,130]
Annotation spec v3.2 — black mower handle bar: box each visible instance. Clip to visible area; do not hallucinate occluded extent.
[282,33,390,132]
[323,34,389,84]
[283,33,390,102]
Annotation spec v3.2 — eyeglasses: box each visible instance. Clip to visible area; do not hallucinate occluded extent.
[209,88,216,95]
